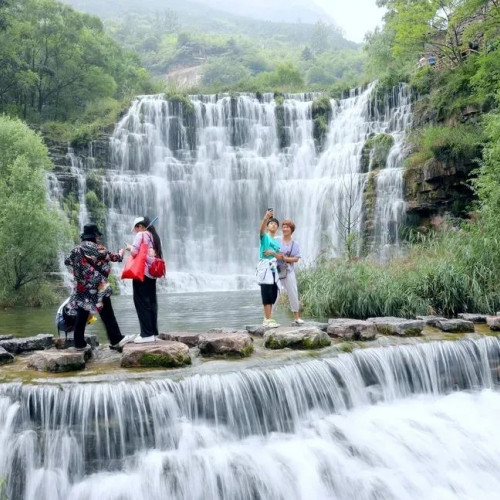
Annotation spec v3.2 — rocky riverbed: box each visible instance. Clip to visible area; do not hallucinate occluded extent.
[0,314,499,383]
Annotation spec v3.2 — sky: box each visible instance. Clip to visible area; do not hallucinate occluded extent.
[313,0,385,43]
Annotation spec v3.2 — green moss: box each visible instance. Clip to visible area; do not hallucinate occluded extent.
[139,353,190,368]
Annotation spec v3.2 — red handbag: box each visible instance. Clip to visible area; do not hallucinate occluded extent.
[149,257,166,278]
[121,236,148,281]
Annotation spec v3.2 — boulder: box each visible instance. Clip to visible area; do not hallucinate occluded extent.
[198,332,254,358]
[457,313,488,324]
[0,334,53,354]
[435,319,475,333]
[264,327,331,350]
[28,348,86,372]
[0,346,14,365]
[486,316,500,331]
[121,340,191,368]
[327,318,377,341]
[366,317,424,337]
[54,334,99,350]
[416,315,447,326]
[158,332,200,347]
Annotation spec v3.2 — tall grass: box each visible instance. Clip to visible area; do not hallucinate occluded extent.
[298,226,500,319]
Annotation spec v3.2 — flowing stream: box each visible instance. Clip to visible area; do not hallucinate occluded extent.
[1,337,500,499]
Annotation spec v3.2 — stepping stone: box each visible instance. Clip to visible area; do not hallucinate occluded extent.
[198,332,254,357]
[54,334,99,349]
[0,346,14,365]
[0,334,53,354]
[158,332,200,347]
[486,316,500,331]
[366,317,424,337]
[416,315,447,326]
[264,327,331,350]
[457,313,488,323]
[327,318,377,341]
[435,319,475,333]
[28,348,87,372]
[121,340,191,368]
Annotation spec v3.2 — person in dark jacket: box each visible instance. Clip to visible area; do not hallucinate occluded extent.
[65,223,135,350]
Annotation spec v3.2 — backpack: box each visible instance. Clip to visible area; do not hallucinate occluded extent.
[55,297,77,335]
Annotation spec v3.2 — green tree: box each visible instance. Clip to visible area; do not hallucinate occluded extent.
[0,116,68,304]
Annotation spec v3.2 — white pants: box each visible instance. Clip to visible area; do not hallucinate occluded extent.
[277,270,300,312]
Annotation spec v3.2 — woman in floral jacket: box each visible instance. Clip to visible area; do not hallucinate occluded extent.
[65,223,135,350]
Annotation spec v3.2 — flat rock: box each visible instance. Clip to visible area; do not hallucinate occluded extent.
[435,319,475,333]
[416,315,447,326]
[0,346,14,365]
[366,317,424,337]
[245,325,280,336]
[327,318,377,341]
[198,332,254,357]
[457,313,488,323]
[264,327,331,350]
[28,348,86,372]
[486,316,500,331]
[0,334,53,354]
[121,340,191,368]
[158,332,200,347]
[54,334,99,349]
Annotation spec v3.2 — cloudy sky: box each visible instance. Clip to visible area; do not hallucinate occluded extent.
[313,0,385,42]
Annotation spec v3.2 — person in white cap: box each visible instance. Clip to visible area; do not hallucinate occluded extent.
[126,216,163,343]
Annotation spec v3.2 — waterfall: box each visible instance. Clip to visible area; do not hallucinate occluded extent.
[1,337,500,499]
[46,85,414,292]
[371,84,412,260]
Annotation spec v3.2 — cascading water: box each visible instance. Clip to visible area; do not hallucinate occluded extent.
[1,337,500,499]
[370,84,412,260]
[100,84,413,292]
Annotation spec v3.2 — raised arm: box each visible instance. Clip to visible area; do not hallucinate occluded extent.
[259,209,274,235]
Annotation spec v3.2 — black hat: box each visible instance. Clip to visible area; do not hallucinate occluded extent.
[80,223,102,240]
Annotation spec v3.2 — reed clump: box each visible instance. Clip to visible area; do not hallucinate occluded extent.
[298,226,500,319]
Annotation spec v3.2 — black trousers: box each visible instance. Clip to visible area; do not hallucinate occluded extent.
[74,296,123,348]
[133,276,158,337]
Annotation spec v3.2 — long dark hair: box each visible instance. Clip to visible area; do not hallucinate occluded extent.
[142,216,163,258]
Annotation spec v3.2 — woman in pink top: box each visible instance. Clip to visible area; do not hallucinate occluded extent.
[126,216,163,343]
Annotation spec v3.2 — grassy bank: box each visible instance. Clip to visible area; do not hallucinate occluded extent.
[298,226,500,319]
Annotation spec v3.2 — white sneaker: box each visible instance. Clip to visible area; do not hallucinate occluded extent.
[118,334,137,348]
[263,319,280,328]
[134,335,156,344]
[294,318,305,325]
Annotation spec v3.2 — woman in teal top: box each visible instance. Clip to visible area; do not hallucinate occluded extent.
[259,209,282,328]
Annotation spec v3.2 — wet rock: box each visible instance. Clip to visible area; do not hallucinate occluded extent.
[367,317,424,337]
[327,318,377,341]
[121,340,191,368]
[158,332,200,347]
[54,334,99,349]
[245,325,277,336]
[435,319,475,333]
[457,313,488,323]
[0,346,14,365]
[264,327,331,350]
[486,316,500,331]
[198,332,254,358]
[0,334,53,354]
[416,315,447,326]
[293,321,328,331]
[28,348,86,372]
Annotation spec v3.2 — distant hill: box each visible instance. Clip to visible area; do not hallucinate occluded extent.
[59,0,355,48]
